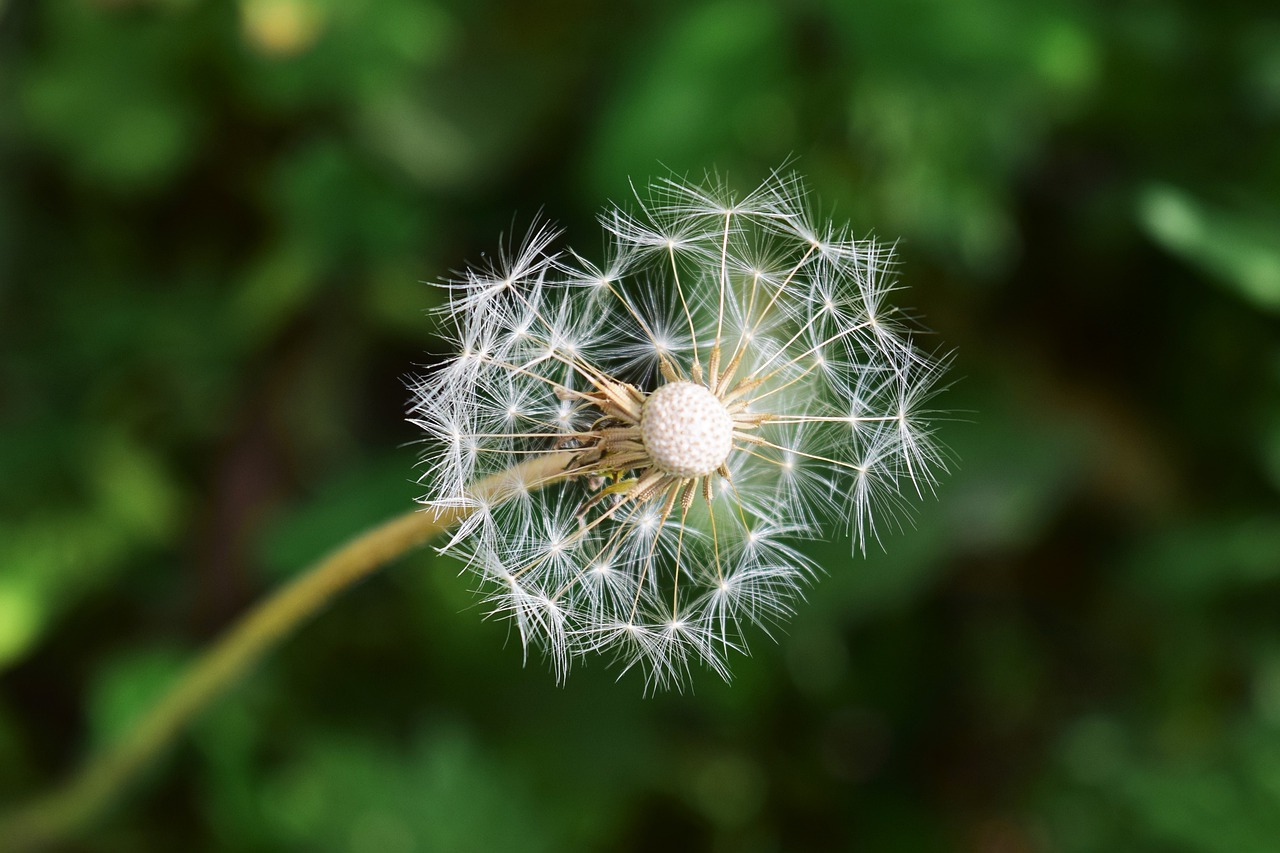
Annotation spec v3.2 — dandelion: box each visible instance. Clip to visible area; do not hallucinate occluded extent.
[409,169,949,689]
[1,170,950,848]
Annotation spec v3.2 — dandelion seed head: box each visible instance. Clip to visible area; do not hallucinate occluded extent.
[410,168,950,690]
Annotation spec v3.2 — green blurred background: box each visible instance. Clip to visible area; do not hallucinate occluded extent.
[2,0,1280,850]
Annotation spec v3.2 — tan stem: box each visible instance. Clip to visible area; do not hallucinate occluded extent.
[0,453,575,853]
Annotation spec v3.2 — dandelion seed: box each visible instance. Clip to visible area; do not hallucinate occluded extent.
[411,169,950,690]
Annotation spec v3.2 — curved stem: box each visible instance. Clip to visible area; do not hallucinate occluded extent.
[0,453,574,853]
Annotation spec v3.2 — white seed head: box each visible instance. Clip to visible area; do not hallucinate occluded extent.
[409,168,951,691]
[641,381,733,478]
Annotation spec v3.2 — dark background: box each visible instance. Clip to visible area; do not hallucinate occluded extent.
[2,0,1280,850]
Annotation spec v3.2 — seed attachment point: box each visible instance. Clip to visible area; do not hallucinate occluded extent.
[640,381,734,478]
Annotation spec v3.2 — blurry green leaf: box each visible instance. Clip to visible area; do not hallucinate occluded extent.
[1125,515,1280,597]
[829,0,1097,274]
[354,92,472,188]
[0,579,43,670]
[1242,25,1280,119]
[1122,753,1280,853]
[847,77,1021,273]
[232,243,323,344]
[257,727,557,852]
[1035,17,1100,92]
[1139,185,1280,313]
[1052,713,1280,853]
[1061,716,1131,786]
[270,137,427,264]
[18,3,202,188]
[587,0,790,193]
[90,435,183,543]
[0,433,181,669]
[87,646,188,752]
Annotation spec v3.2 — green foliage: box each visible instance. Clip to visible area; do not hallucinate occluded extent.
[1139,185,1280,313]
[2,0,1278,849]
